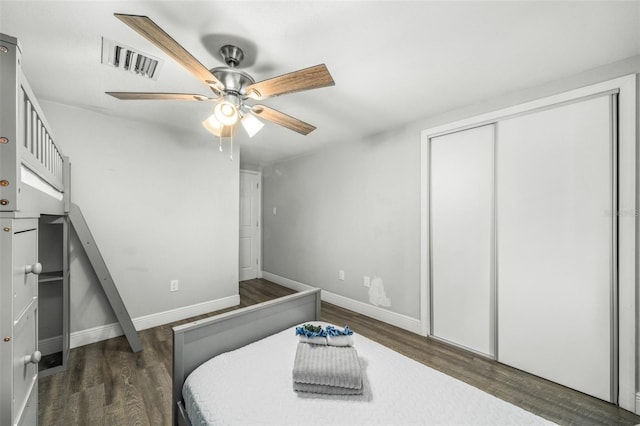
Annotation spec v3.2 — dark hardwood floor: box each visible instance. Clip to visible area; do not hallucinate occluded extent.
[39,279,640,425]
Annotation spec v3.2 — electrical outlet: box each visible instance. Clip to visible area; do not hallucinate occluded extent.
[339,270,345,281]
[170,280,179,292]
[363,276,371,288]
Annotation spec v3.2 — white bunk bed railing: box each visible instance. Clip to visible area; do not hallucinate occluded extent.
[19,80,64,192]
[1,32,68,214]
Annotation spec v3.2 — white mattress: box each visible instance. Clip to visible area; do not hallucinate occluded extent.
[183,322,556,425]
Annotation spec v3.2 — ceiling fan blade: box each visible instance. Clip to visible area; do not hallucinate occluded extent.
[252,105,316,135]
[246,64,334,100]
[106,92,215,101]
[114,13,224,90]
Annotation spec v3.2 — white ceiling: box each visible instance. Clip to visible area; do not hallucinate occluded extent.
[1,1,639,167]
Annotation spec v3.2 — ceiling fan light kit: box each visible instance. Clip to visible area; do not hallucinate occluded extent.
[241,113,265,138]
[106,13,335,158]
[202,114,223,137]
[213,100,239,126]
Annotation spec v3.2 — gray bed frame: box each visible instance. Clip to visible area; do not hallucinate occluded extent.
[172,288,322,426]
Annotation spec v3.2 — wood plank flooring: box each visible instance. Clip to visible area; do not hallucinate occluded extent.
[39,279,640,425]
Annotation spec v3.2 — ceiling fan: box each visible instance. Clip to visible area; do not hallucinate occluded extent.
[106,13,335,139]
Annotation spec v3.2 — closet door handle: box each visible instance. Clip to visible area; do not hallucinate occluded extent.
[23,350,41,365]
[25,263,42,275]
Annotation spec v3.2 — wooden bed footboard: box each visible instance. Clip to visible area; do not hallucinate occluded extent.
[172,288,322,426]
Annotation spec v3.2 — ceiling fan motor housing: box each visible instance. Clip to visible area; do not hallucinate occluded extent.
[210,45,255,97]
[211,67,255,97]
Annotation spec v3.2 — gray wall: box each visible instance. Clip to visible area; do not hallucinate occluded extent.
[41,101,239,334]
[262,54,640,338]
[263,126,421,318]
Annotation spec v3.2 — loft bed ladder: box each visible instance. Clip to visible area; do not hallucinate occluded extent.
[68,203,142,352]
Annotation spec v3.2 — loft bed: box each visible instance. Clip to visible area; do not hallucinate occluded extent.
[0,33,70,216]
[1,31,141,370]
[171,288,554,426]
[1,34,142,367]
[1,32,71,375]
[1,32,71,426]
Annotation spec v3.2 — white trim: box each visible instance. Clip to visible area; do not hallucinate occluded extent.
[322,290,422,334]
[38,335,62,356]
[636,393,640,415]
[420,74,636,412]
[133,295,239,331]
[70,294,240,349]
[615,75,637,412]
[256,171,262,279]
[262,271,313,292]
[70,322,123,349]
[262,271,422,335]
[420,132,430,337]
[423,76,630,137]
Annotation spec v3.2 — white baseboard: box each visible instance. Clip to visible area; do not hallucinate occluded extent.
[39,335,63,356]
[133,295,239,331]
[71,323,123,349]
[636,392,640,415]
[262,271,421,334]
[70,294,240,349]
[262,272,314,292]
[321,290,422,334]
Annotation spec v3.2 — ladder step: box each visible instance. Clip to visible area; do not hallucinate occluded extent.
[68,203,142,352]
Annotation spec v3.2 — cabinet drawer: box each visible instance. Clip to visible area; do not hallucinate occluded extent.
[13,229,38,320]
[13,301,38,425]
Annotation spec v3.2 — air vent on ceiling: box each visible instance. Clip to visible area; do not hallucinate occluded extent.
[101,37,163,80]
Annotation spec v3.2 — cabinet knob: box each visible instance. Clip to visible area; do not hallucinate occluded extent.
[23,350,41,365]
[25,263,42,275]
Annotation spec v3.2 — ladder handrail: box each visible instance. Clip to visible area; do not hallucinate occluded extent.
[68,203,142,352]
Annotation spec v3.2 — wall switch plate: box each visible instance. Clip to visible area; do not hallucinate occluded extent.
[273,207,277,215]
[339,270,345,281]
[170,280,179,292]
[363,276,371,288]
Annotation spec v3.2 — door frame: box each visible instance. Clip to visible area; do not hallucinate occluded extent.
[239,169,262,280]
[420,75,637,412]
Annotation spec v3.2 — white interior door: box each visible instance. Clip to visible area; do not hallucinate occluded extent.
[430,124,495,356]
[239,171,260,281]
[496,95,614,402]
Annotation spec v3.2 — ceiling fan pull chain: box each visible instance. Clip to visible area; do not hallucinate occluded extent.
[229,133,233,161]
[219,134,223,152]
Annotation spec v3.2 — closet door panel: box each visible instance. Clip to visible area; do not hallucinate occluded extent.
[496,96,612,401]
[430,124,494,356]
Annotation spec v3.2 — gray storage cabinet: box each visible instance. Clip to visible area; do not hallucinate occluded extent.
[1,217,40,426]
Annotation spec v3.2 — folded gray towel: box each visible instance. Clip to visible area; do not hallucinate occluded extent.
[293,381,363,395]
[292,342,362,390]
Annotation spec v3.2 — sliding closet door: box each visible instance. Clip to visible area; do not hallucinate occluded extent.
[497,95,614,401]
[430,124,494,356]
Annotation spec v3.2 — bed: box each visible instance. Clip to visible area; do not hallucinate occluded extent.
[1,32,70,426]
[172,289,554,425]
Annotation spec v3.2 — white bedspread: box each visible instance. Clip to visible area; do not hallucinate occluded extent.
[183,323,556,425]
